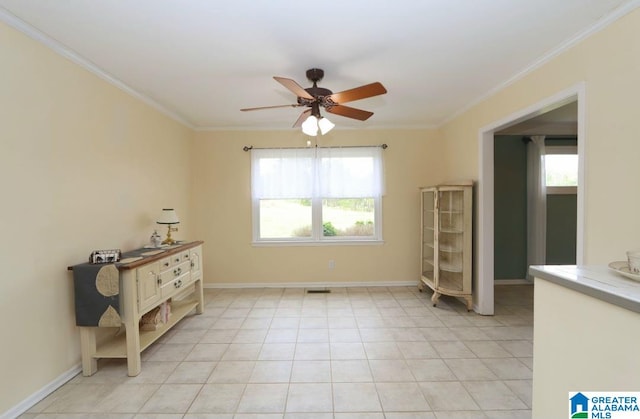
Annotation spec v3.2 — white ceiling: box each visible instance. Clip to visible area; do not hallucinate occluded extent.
[497,101,578,136]
[1,1,637,131]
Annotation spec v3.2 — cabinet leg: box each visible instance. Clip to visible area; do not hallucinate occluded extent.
[195,277,204,315]
[431,292,441,307]
[465,296,473,312]
[124,322,142,377]
[79,327,98,376]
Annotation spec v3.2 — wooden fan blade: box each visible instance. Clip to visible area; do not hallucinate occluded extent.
[293,109,312,128]
[325,105,373,121]
[241,104,300,111]
[326,82,387,104]
[274,77,314,100]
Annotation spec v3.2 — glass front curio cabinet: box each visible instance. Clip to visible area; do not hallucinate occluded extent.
[420,182,473,310]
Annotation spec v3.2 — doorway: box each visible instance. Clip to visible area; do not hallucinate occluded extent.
[493,104,578,282]
[475,84,586,315]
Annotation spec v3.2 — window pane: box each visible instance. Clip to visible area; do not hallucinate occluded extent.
[259,199,312,239]
[545,154,578,186]
[322,198,375,237]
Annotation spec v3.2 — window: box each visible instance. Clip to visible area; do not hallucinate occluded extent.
[251,146,384,243]
[545,146,578,194]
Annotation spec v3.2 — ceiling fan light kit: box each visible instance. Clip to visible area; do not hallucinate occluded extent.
[301,115,336,137]
[301,114,319,136]
[241,68,387,135]
[318,117,335,135]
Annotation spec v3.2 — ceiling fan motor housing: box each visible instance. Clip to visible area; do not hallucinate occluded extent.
[299,86,333,104]
[299,68,333,107]
[306,68,324,83]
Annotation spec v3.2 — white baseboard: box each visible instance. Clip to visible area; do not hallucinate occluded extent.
[2,364,81,419]
[204,280,419,289]
[495,278,533,285]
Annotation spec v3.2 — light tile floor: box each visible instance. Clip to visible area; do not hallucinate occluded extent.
[20,284,533,419]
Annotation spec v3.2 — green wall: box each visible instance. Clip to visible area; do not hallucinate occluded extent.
[494,136,528,279]
[546,194,577,264]
[494,136,578,279]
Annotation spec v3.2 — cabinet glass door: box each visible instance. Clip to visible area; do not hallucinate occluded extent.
[422,190,436,281]
[438,190,464,292]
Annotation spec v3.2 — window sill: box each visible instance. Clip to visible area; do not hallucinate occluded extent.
[252,239,384,247]
[547,186,577,195]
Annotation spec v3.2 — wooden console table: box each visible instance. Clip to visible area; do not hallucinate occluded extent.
[69,241,204,376]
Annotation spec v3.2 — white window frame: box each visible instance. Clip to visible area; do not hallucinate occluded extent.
[545,145,578,195]
[251,147,384,246]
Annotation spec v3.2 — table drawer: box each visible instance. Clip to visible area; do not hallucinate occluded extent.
[159,260,190,285]
[161,271,191,298]
[158,250,191,271]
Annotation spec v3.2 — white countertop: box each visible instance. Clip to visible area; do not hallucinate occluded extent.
[529,265,640,313]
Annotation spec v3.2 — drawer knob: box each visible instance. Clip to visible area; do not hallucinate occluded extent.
[173,267,182,276]
[174,279,182,288]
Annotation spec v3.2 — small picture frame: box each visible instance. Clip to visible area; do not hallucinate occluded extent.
[90,249,122,264]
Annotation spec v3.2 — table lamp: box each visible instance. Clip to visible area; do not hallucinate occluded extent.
[157,208,179,245]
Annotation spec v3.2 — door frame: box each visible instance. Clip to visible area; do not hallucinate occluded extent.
[475,83,586,315]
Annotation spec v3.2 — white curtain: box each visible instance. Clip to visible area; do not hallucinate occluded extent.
[251,146,384,199]
[527,135,546,271]
[251,148,315,199]
[317,147,384,198]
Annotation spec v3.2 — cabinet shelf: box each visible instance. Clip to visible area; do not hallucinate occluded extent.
[439,245,461,253]
[439,262,463,273]
[440,228,464,234]
[436,276,465,294]
[421,273,434,282]
[94,299,199,358]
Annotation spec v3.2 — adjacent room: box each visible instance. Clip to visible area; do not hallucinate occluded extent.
[2,1,640,418]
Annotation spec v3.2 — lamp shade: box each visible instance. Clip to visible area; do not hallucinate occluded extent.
[157,208,180,224]
[301,115,319,136]
[318,117,335,135]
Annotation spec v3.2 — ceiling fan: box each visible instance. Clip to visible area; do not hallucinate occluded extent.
[241,68,387,135]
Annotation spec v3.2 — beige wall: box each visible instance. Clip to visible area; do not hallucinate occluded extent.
[192,129,444,285]
[532,278,640,418]
[0,22,194,414]
[440,8,640,264]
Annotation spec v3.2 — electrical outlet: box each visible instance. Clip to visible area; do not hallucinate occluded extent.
[328,259,335,270]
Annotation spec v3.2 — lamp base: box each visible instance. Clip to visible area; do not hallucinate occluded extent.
[161,224,178,245]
